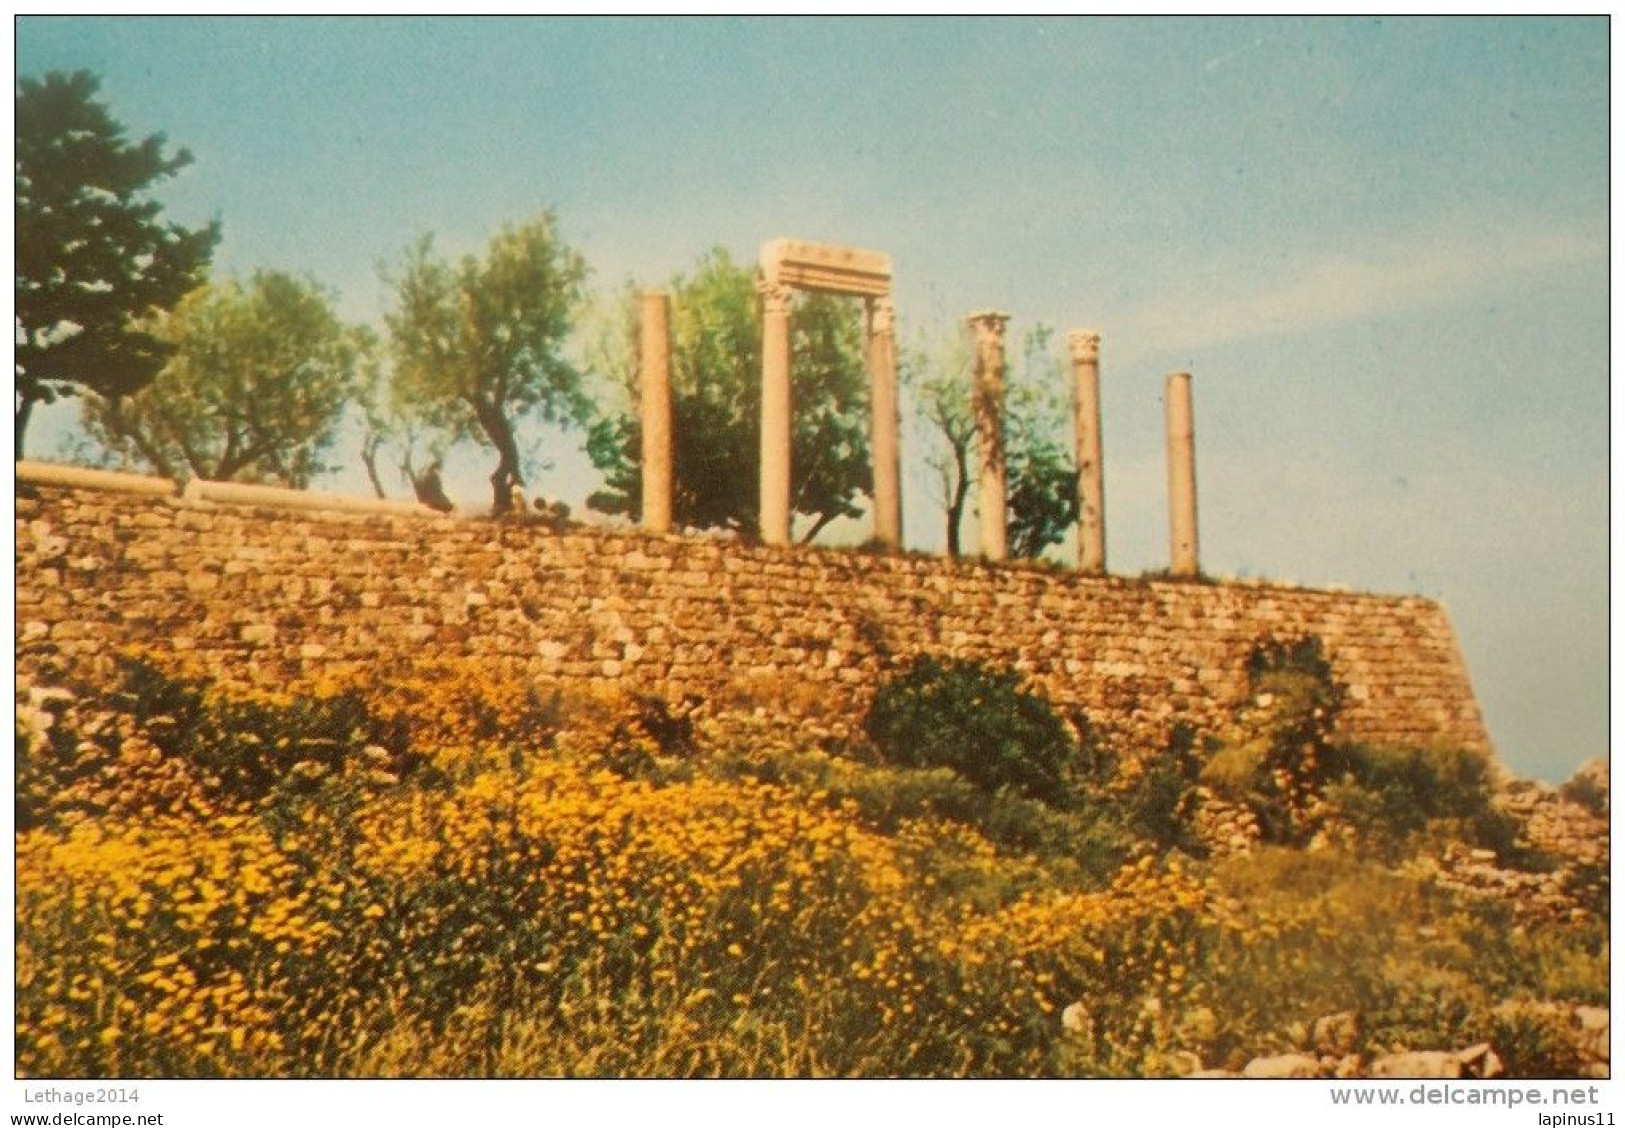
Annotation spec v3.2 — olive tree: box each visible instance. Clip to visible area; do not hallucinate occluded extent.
[385,214,590,514]
[80,270,360,487]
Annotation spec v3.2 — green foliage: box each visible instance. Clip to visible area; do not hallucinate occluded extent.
[386,214,590,513]
[110,657,420,807]
[1004,325,1079,560]
[1201,848,1463,1063]
[684,713,1133,888]
[1326,743,1518,862]
[79,271,363,486]
[585,248,871,541]
[1006,439,1079,560]
[901,330,978,556]
[14,69,220,457]
[1481,1002,1586,1078]
[1202,635,1348,844]
[904,322,1077,559]
[1123,723,1206,854]
[1242,635,1347,768]
[864,656,1076,806]
[354,326,438,501]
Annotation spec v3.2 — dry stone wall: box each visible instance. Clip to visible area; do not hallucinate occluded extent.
[14,470,1492,759]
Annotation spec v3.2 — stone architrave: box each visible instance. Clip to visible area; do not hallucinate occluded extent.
[639,291,674,534]
[758,239,898,548]
[1068,330,1106,574]
[967,310,1011,562]
[1165,370,1200,576]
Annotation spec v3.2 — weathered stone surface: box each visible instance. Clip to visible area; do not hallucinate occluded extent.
[1165,371,1199,576]
[1418,775,1609,921]
[1456,1042,1505,1079]
[1242,1052,1321,1078]
[13,480,1494,762]
[1060,1002,1090,1034]
[1367,1050,1465,1078]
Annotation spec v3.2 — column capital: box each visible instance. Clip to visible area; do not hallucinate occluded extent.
[965,309,1010,346]
[1067,329,1101,364]
[867,295,896,335]
[757,276,794,316]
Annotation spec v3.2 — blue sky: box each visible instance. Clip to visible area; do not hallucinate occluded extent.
[14,16,1608,782]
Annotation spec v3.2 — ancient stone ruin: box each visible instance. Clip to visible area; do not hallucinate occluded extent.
[630,236,1211,577]
[14,233,1495,764]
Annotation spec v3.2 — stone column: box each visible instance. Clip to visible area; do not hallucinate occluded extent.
[967,310,1010,562]
[1165,370,1200,576]
[759,280,794,546]
[866,296,902,550]
[1068,330,1105,574]
[639,290,674,534]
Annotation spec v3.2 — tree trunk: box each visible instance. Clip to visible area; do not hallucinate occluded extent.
[475,400,523,515]
[14,394,33,460]
[799,512,838,545]
[945,442,971,558]
[361,433,388,499]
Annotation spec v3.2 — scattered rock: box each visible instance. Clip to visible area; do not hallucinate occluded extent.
[1242,1052,1322,1079]
[1191,786,1263,856]
[1368,1050,1464,1078]
[1060,1002,1091,1034]
[1456,1042,1505,1079]
[1164,1049,1204,1076]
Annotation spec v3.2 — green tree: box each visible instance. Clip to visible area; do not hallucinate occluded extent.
[585,247,871,541]
[354,331,445,503]
[385,215,590,515]
[865,655,1077,807]
[1004,324,1079,560]
[907,321,1077,560]
[902,331,977,557]
[79,271,362,487]
[15,70,220,458]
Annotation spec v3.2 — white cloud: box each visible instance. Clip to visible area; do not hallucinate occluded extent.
[1108,222,1602,362]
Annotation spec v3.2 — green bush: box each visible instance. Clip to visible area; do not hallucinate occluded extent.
[1326,743,1520,862]
[864,656,1077,807]
[113,656,423,806]
[1200,635,1350,844]
[1484,1002,1586,1078]
[1123,723,1205,854]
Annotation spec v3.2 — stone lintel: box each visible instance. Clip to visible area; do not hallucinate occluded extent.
[183,478,447,518]
[761,238,892,298]
[17,460,177,497]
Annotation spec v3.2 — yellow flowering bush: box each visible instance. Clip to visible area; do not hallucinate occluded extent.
[18,655,1604,1077]
[17,658,1228,1076]
[17,815,321,1075]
